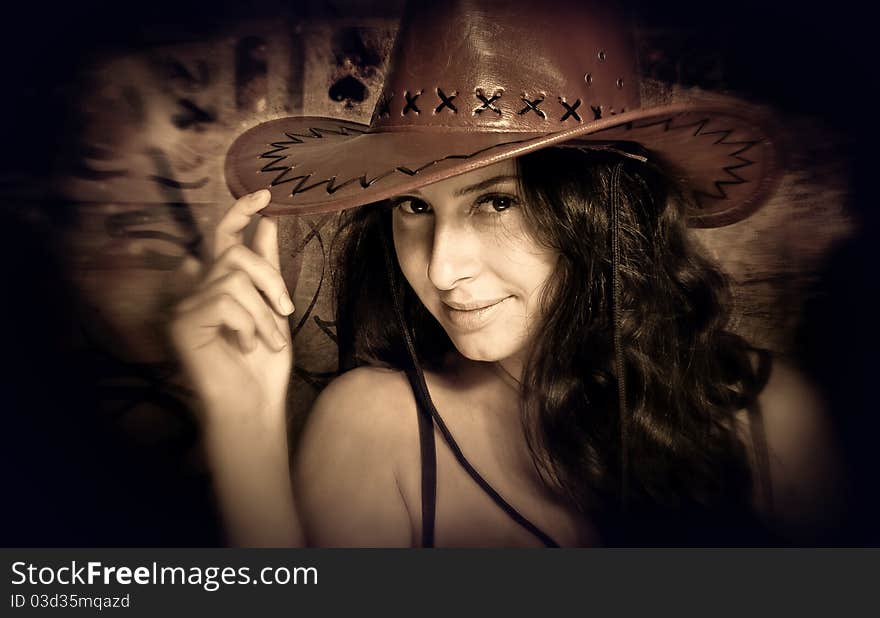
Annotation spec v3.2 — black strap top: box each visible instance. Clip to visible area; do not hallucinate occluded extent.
[404,349,774,548]
[404,368,560,548]
[746,348,775,518]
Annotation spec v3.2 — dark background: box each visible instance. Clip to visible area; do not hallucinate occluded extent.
[0,0,875,545]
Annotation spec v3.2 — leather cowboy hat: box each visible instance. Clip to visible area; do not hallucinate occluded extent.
[225,0,780,228]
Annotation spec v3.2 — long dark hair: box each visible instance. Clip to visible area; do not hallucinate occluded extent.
[332,146,769,543]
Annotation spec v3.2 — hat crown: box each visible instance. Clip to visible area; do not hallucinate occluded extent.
[370,0,640,132]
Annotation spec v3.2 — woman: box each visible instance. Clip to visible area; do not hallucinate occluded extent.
[171,1,842,546]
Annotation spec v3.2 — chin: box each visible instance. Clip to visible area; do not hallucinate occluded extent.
[446,329,526,364]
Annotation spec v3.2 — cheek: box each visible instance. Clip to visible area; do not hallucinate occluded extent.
[392,218,429,288]
[492,230,559,299]
[512,257,558,321]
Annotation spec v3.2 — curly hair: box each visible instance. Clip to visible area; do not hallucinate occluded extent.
[332,147,770,544]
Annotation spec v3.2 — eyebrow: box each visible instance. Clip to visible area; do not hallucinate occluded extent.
[453,174,519,197]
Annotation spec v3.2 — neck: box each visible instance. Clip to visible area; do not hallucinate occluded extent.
[496,354,525,386]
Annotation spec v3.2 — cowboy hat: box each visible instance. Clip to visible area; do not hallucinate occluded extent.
[225,0,780,228]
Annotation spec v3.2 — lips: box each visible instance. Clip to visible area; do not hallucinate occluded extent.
[442,298,507,311]
[440,296,511,331]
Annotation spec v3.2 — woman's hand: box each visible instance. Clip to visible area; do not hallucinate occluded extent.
[170,189,295,424]
[169,190,303,546]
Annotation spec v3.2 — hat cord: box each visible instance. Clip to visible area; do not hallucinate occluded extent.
[609,162,630,509]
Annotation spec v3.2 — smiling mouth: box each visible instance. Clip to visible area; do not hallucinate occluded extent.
[440,296,511,330]
[443,298,509,311]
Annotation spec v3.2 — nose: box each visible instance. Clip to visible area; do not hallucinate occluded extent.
[427,219,480,290]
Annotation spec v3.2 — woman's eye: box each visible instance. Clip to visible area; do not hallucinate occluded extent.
[476,194,518,213]
[393,197,432,215]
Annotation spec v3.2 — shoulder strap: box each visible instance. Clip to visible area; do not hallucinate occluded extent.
[405,368,436,548]
[405,367,561,548]
[746,349,774,518]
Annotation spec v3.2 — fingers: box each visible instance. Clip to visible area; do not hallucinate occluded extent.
[172,292,260,354]
[175,189,293,355]
[214,189,272,258]
[180,270,289,352]
[202,243,294,317]
[252,215,281,271]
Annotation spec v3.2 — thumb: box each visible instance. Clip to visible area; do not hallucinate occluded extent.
[168,254,205,299]
[178,255,204,279]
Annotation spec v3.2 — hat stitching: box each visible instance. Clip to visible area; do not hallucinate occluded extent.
[591,115,762,206]
[693,139,761,206]
[403,90,423,115]
[246,114,765,212]
[694,164,752,206]
[256,127,537,198]
[473,88,503,115]
[434,88,459,114]
[390,89,613,123]
[339,136,533,192]
[258,126,368,183]
[518,95,546,119]
[559,97,582,122]
[590,105,627,120]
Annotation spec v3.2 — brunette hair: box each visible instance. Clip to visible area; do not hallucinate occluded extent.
[332,147,770,544]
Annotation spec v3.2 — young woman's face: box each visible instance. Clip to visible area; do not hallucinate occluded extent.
[391,159,559,365]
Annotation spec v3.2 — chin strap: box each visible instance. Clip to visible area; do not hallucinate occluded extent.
[610,162,630,509]
[561,142,649,163]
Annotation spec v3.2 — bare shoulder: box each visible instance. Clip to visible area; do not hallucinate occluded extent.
[293,366,419,547]
[754,357,827,460]
[306,365,416,430]
[740,354,845,542]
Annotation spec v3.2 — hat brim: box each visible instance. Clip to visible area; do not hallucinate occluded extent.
[225,97,780,228]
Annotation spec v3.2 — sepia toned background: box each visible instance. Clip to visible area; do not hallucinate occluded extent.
[1,0,875,545]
